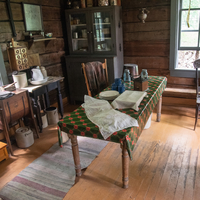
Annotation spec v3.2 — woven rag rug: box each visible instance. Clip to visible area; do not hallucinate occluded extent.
[0,137,108,200]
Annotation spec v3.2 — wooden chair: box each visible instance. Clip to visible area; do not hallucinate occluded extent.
[194,59,200,130]
[82,59,109,97]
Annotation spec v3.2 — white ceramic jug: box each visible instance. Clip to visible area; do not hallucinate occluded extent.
[31,68,44,81]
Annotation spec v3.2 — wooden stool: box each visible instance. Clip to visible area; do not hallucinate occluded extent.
[0,142,9,162]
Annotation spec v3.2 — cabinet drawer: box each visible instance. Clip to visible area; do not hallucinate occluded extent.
[14,48,21,54]
[23,64,29,69]
[16,59,22,65]
[22,53,27,59]
[15,54,22,60]
[22,58,28,64]
[17,65,24,70]
[21,48,26,54]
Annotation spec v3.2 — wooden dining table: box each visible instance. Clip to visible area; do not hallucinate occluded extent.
[57,76,167,188]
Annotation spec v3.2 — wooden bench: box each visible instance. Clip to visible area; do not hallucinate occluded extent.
[162,88,196,107]
[0,142,9,162]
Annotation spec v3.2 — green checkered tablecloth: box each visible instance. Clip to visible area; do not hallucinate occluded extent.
[57,76,167,160]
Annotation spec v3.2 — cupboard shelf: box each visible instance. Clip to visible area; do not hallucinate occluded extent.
[72,38,87,40]
[27,37,57,49]
[71,24,86,27]
[93,23,111,25]
[31,37,56,42]
[94,37,111,40]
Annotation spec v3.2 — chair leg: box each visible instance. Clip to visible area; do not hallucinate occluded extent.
[194,104,200,131]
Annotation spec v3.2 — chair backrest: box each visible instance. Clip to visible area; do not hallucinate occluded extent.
[194,59,200,96]
[82,59,109,97]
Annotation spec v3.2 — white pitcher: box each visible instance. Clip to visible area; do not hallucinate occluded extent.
[31,68,44,81]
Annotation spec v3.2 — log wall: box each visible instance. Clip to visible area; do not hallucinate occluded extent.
[0,0,68,104]
[122,0,196,90]
[0,0,196,108]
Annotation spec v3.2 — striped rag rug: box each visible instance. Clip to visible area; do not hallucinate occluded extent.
[0,137,108,200]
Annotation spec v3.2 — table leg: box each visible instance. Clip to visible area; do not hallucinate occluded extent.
[121,140,129,189]
[156,95,162,122]
[27,93,40,138]
[69,134,82,176]
[57,82,64,119]
[32,98,43,133]
[44,91,50,109]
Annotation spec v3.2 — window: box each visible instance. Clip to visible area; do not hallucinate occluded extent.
[170,0,200,77]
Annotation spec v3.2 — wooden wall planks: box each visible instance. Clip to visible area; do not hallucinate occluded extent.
[122,1,196,92]
[0,0,197,108]
[0,0,68,105]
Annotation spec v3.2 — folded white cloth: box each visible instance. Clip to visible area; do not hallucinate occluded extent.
[111,90,147,111]
[31,68,44,81]
[82,95,139,139]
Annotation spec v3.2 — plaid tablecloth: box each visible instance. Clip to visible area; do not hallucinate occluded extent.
[57,76,167,160]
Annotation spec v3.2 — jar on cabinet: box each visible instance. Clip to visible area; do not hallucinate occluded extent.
[98,0,109,6]
[81,0,86,8]
[111,0,117,5]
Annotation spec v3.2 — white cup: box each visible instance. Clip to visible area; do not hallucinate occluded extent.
[12,72,28,88]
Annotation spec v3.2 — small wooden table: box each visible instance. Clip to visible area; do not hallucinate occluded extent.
[23,76,64,132]
[0,142,9,162]
[58,76,167,188]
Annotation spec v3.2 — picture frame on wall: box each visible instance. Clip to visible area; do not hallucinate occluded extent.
[22,3,44,32]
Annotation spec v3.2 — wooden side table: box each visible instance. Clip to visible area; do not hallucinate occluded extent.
[0,142,9,162]
[23,76,64,132]
[0,89,39,155]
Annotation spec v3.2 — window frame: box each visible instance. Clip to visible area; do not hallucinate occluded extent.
[170,0,200,78]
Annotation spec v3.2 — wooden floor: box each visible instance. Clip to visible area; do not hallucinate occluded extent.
[0,104,200,200]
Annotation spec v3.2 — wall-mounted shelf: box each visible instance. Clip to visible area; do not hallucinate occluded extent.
[28,37,57,49]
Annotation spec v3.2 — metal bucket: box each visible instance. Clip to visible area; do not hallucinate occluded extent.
[45,107,59,125]
[41,112,48,128]
[124,64,139,80]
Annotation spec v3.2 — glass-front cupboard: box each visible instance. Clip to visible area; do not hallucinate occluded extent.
[65,6,123,103]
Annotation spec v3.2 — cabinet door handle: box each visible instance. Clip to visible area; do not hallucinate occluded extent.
[87,31,90,34]
[90,31,93,34]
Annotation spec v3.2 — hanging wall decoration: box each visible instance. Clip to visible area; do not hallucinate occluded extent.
[137,8,150,23]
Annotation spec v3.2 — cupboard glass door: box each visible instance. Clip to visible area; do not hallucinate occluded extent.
[92,11,112,53]
[69,13,90,53]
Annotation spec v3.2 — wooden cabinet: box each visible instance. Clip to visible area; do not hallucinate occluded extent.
[65,6,124,103]
[8,47,29,71]
[0,89,39,155]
